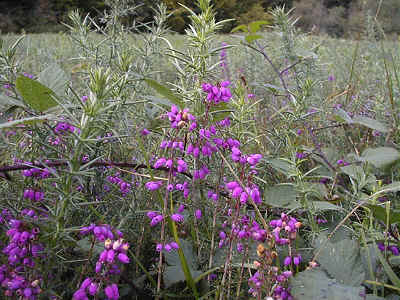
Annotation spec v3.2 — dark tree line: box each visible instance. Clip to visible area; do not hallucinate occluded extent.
[0,0,399,37]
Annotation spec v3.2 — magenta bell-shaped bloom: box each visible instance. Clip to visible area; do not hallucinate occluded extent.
[104,283,119,300]
[117,253,130,264]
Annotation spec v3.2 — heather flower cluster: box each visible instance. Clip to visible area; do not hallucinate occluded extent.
[201,81,232,104]
[0,212,45,299]
[74,225,130,300]
[377,243,400,256]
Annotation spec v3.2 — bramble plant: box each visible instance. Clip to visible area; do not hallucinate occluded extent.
[0,0,400,300]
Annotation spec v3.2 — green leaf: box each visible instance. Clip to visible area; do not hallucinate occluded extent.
[164,239,196,268]
[38,63,69,97]
[245,34,263,43]
[314,237,365,286]
[0,93,26,108]
[267,158,293,175]
[389,255,400,266]
[361,147,400,168]
[353,115,388,133]
[377,182,400,194]
[144,78,185,109]
[311,201,343,211]
[367,205,400,224]
[164,266,202,288]
[0,114,57,129]
[231,24,248,33]
[249,20,269,33]
[365,295,385,300]
[209,102,232,122]
[264,184,297,208]
[163,240,202,288]
[16,76,58,112]
[75,237,103,255]
[334,108,353,123]
[291,269,364,300]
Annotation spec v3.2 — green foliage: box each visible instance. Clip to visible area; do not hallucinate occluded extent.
[15,75,58,112]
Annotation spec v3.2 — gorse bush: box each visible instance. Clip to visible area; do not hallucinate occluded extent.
[1,1,400,299]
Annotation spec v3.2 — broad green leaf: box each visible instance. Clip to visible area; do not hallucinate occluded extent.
[367,205,400,224]
[264,184,297,208]
[0,93,26,108]
[311,201,343,211]
[164,266,202,288]
[0,114,57,129]
[291,269,364,300]
[341,165,364,181]
[231,24,248,33]
[16,76,57,112]
[163,240,202,288]
[389,255,400,266]
[267,158,293,175]
[245,34,263,43]
[353,115,388,133]
[361,147,400,168]
[249,20,269,33]
[164,239,197,269]
[315,237,365,286]
[145,79,184,109]
[38,63,69,96]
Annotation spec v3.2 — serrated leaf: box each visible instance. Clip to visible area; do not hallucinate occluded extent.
[38,63,69,97]
[231,24,248,33]
[245,34,263,43]
[362,147,400,168]
[144,79,184,109]
[0,114,57,129]
[16,76,57,112]
[315,238,365,286]
[264,184,297,207]
[353,115,388,133]
[367,205,400,224]
[249,20,269,33]
[291,269,364,300]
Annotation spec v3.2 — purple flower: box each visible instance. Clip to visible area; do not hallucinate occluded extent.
[195,209,202,219]
[141,128,150,136]
[389,245,399,256]
[150,215,163,226]
[293,255,302,265]
[104,283,119,300]
[145,181,163,191]
[170,242,179,249]
[171,213,184,223]
[117,253,130,264]
[284,256,292,266]
[156,243,163,252]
